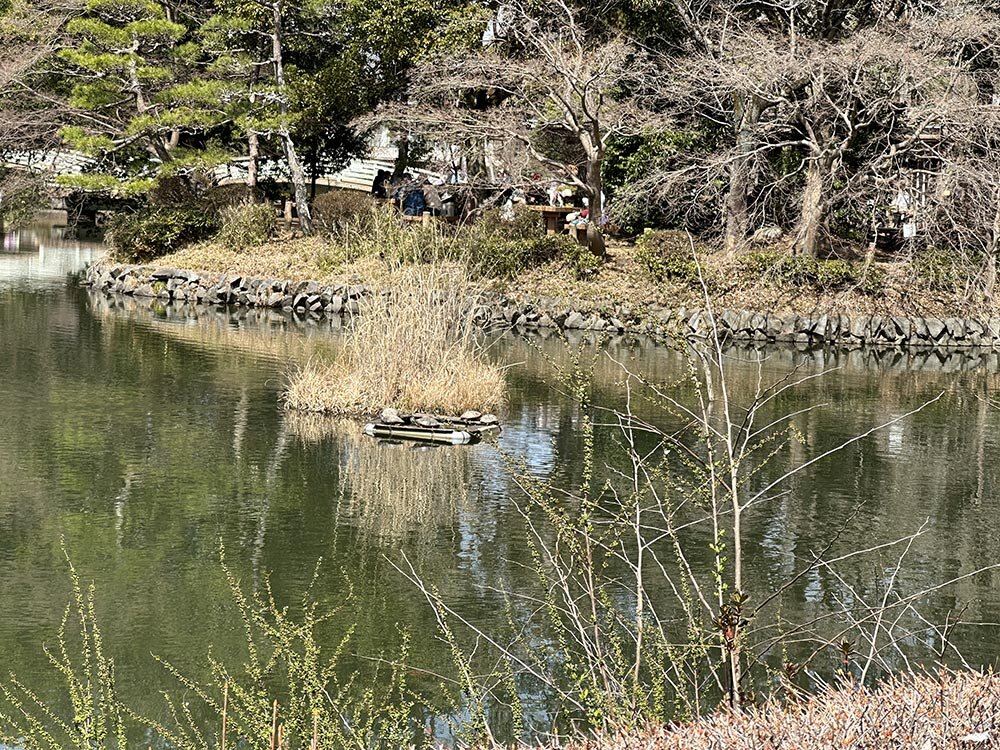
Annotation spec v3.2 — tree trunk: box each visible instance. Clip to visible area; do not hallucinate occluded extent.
[724,165,750,254]
[271,0,312,234]
[724,94,765,255]
[587,155,603,224]
[247,131,259,199]
[284,136,312,234]
[794,156,829,257]
[586,153,607,257]
[309,137,319,201]
[392,135,410,178]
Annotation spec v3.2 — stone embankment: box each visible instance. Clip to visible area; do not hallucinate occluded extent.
[86,263,1000,350]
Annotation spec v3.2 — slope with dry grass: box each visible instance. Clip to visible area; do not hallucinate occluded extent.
[560,671,999,750]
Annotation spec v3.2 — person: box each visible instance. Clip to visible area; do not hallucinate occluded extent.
[401,177,426,216]
[547,181,563,207]
[422,179,443,216]
[393,173,413,210]
[371,169,391,199]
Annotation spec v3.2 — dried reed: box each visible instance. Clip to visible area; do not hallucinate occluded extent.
[282,266,505,416]
[558,671,1000,750]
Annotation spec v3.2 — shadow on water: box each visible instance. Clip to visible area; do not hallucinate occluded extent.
[2,225,1000,735]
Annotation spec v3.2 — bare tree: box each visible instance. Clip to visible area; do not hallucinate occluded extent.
[377,0,666,229]
[0,1,64,220]
[639,1,996,258]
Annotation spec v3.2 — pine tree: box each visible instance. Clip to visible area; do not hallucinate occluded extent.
[58,0,227,195]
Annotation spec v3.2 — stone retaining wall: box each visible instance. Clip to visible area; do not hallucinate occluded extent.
[85,262,1000,350]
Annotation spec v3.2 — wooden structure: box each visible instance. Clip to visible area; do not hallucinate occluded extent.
[527,205,577,235]
[363,422,499,445]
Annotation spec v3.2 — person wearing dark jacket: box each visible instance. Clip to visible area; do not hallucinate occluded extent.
[371,169,391,199]
[401,181,426,216]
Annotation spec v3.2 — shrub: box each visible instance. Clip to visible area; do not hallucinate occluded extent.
[467,232,576,280]
[474,205,546,240]
[738,250,884,294]
[313,189,379,235]
[332,204,578,280]
[216,200,275,250]
[460,206,582,279]
[913,245,974,292]
[562,240,603,279]
[106,207,219,263]
[635,229,701,284]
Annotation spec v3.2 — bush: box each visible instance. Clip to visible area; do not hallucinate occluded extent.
[106,207,219,263]
[562,241,603,279]
[461,206,582,279]
[467,232,576,280]
[313,189,379,235]
[332,204,579,280]
[738,250,884,294]
[913,246,974,292]
[216,200,275,250]
[474,205,546,240]
[635,229,701,284]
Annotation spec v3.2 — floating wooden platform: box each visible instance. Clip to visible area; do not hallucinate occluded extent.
[363,422,500,445]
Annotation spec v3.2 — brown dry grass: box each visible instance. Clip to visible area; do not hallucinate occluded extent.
[517,240,998,319]
[158,225,995,324]
[282,266,506,416]
[560,671,1000,750]
[160,233,397,287]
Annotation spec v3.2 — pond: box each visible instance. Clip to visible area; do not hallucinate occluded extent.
[1,225,999,738]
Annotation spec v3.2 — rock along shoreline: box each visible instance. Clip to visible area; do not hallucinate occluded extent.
[85,262,1000,350]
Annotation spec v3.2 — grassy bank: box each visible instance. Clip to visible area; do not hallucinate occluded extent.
[146,217,996,323]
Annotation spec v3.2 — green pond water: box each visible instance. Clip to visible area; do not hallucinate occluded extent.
[2,225,1000,736]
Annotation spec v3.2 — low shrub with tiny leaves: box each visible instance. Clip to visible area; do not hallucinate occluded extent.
[913,245,976,293]
[469,232,577,279]
[313,190,380,235]
[739,250,884,294]
[216,200,276,251]
[563,240,603,279]
[635,230,702,285]
[106,207,219,263]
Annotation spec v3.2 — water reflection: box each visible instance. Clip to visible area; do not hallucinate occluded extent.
[3,228,1000,731]
[288,413,475,543]
[0,225,103,289]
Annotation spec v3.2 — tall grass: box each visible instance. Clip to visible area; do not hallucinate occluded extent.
[282,266,506,417]
[160,203,581,285]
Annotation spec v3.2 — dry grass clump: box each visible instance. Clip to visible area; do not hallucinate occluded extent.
[562,671,1000,750]
[282,266,506,416]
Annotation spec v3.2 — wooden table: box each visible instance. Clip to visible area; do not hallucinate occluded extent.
[527,205,577,235]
